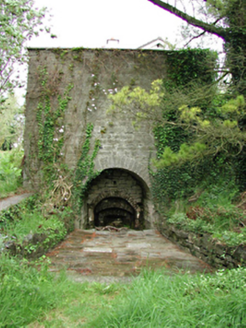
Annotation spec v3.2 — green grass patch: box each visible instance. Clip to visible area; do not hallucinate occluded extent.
[0,196,68,255]
[166,180,246,247]
[3,211,66,242]
[88,268,246,328]
[0,254,123,328]
[1,255,245,327]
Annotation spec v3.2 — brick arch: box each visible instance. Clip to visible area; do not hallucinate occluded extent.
[94,155,151,189]
[95,197,135,214]
[90,190,140,212]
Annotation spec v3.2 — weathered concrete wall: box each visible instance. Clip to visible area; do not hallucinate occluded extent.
[24,48,168,228]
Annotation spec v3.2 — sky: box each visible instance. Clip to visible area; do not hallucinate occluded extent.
[28,0,185,49]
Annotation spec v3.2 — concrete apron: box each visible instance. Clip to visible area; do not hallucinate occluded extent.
[46,229,213,283]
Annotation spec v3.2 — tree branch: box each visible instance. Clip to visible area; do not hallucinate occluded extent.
[148,0,227,40]
[184,17,224,47]
[184,30,206,47]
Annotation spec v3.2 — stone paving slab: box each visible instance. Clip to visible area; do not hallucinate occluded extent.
[46,229,213,282]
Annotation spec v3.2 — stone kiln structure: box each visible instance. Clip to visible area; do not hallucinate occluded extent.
[24,48,168,229]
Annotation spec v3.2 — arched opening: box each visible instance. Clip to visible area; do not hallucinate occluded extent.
[94,197,136,228]
[83,168,148,230]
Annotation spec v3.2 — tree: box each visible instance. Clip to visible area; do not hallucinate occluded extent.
[148,0,246,95]
[0,94,24,150]
[0,0,47,107]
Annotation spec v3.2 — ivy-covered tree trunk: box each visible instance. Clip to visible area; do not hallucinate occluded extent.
[224,0,246,94]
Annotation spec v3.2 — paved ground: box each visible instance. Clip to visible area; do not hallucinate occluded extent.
[46,229,213,283]
[0,193,33,211]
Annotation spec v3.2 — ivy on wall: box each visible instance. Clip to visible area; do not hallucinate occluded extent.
[36,67,73,187]
[35,65,102,219]
[165,48,218,89]
[73,123,100,214]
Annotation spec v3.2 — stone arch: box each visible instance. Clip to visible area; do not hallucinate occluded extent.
[88,190,140,212]
[94,155,151,189]
[95,197,135,214]
[94,197,136,228]
[78,166,156,230]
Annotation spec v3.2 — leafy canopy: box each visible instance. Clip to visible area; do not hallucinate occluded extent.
[0,0,47,106]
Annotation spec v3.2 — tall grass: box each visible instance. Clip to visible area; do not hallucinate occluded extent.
[0,254,122,327]
[0,254,65,327]
[0,149,23,198]
[88,268,246,328]
[1,254,245,327]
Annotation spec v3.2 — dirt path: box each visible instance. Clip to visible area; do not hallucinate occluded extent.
[47,229,213,283]
[0,193,33,211]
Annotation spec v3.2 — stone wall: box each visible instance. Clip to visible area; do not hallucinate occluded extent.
[24,48,168,228]
[158,220,246,269]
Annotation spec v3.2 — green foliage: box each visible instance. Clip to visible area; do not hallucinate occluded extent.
[0,252,124,327]
[88,268,246,327]
[35,71,74,214]
[108,48,246,247]
[154,143,207,168]
[0,255,56,327]
[0,94,24,149]
[4,211,66,244]
[73,123,100,214]
[153,94,246,168]
[165,178,246,247]
[34,66,100,223]
[149,0,246,94]
[165,49,218,89]
[37,75,73,171]
[108,79,164,126]
[0,195,67,255]
[3,265,245,327]
[0,0,47,105]
[0,148,23,198]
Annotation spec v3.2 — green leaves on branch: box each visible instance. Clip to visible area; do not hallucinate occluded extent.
[0,0,47,105]
[153,143,207,168]
[108,79,164,125]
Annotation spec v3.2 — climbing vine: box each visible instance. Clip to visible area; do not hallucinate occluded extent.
[72,123,100,214]
[35,67,74,214]
[164,48,218,89]
[37,67,73,185]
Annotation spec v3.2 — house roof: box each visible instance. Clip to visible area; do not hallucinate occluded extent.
[137,37,169,50]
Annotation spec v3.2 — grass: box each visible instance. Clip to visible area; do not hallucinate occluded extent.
[0,197,68,255]
[3,210,66,241]
[0,149,23,199]
[87,268,246,328]
[0,254,123,328]
[166,180,246,247]
[1,262,242,328]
